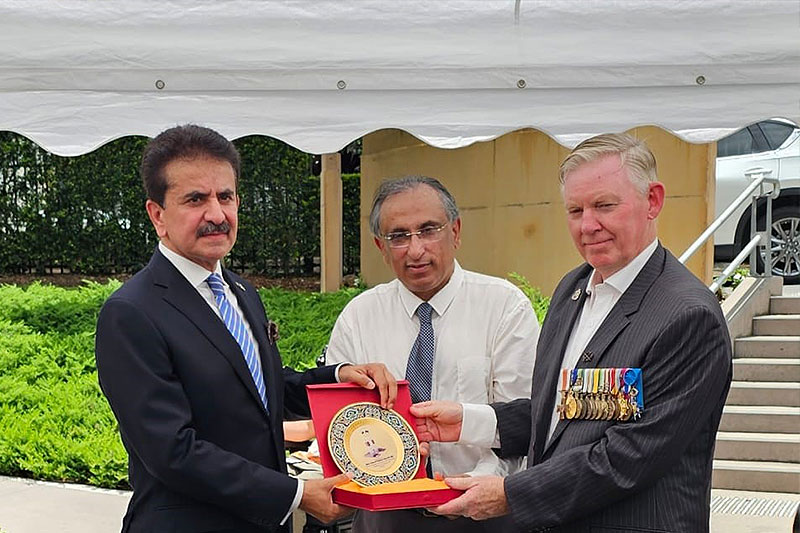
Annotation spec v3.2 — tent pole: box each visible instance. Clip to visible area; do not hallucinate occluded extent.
[320,153,343,292]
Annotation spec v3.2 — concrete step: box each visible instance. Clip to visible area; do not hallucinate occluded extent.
[713,460,800,493]
[720,405,800,433]
[710,490,800,533]
[715,432,800,462]
[752,315,800,336]
[734,336,800,358]
[726,382,800,407]
[733,358,800,382]
[771,296,800,315]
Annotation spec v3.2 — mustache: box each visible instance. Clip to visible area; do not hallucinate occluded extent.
[196,221,231,237]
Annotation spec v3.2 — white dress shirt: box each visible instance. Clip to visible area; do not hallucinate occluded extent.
[158,242,302,524]
[461,240,659,452]
[326,260,539,477]
[159,242,259,344]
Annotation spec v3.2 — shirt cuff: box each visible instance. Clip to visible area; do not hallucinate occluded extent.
[459,403,500,448]
[280,478,304,525]
[334,362,351,383]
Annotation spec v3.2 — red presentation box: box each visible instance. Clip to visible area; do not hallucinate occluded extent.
[306,381,463,511]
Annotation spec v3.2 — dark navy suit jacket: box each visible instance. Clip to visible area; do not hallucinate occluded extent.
[96,249,336,533]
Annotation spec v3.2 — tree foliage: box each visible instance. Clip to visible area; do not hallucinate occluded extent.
[0,133,360,276]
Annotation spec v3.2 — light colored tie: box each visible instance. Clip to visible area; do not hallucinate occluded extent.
[206,273,268,411]
[406,302,435,404]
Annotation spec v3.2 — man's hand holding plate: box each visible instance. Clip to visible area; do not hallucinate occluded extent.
[299,473,354,523]
[409,400,463,443]
[428,475,509,521]
[338,363,397,409]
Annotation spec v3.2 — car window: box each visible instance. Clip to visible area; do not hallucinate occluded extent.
[718,128,758,158]
[758,121,796,150]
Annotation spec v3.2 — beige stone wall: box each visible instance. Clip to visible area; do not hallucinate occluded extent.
[360,127,715,296]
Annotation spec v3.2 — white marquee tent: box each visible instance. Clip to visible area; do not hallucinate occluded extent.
[1,0,798,156]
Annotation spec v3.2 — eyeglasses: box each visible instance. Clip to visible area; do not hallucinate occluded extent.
[381,222,449,249]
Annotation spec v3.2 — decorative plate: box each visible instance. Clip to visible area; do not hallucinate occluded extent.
[327,402,420,487]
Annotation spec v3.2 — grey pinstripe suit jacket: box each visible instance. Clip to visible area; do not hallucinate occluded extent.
[493,245,732,533]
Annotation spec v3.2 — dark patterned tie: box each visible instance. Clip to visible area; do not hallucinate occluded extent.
[406,302,436,477]
[406,302,435,404]
[207,274,268,411]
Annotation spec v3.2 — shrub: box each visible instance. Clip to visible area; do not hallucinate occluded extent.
[0,281,121,335]
[0,319,128,488]
[259,287,364,370]
[0,132,361,277]
[507,272,551,324]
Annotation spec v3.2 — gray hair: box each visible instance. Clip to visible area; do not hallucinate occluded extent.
[369,176,460,236]
[559,132,657,195]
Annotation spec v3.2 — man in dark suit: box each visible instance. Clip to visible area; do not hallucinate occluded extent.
[411,132,732,532]
[95,124,396,533]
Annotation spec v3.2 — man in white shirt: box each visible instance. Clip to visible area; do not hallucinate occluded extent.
[326,175,540,532]
[94,124,397,533]
[411,133,732,532]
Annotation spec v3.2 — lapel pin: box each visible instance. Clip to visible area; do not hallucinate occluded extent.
[582,350,593,362]
[571,289,582,301]
[267,320,280,345]
[235,281,246,292]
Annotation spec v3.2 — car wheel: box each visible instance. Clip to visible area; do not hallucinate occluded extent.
[760,205,800,284]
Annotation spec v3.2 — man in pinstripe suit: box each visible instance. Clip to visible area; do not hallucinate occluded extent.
[412,132,732,532]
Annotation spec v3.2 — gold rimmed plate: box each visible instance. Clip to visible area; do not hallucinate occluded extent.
[327,402,420,487]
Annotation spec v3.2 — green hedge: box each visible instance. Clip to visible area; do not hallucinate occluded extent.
[259,287,365,370]
[0,283,127,487]
[0,277,548,489]
[0,133,360,276]
[0,281,364,488]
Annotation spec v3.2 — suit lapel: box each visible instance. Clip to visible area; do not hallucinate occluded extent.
[224,270,280,418]
[150,252,270,419]
[531,273,589,464]
[543,245,666,455]
[226,271,289,462]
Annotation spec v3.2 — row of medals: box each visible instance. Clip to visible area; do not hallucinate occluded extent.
[557,368,640,421]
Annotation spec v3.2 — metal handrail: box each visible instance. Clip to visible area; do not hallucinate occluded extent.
[679,170,771,263]
[678,168,780,291]
[708,235,761,294]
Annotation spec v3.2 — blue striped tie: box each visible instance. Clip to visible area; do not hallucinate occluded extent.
[406,302,435,404]
[206,274,268,411]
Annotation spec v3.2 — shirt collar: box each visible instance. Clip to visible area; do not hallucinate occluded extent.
[586,239,658,296]
[158,241,224,290]
[398,260,464,319]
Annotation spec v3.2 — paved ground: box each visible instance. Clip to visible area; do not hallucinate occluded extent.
[0,476,130,533]
[0,476,797,533]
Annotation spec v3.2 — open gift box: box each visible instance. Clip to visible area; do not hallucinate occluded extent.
[306,381,463,511]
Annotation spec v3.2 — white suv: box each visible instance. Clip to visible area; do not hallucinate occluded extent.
[714,119,800,284]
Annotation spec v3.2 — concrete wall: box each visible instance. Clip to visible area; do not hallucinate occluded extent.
[360,127,716,296]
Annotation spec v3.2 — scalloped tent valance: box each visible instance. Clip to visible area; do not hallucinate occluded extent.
[1,0,798,156]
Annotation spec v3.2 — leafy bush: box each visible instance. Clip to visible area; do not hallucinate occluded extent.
[259,287,364,369]
[507,272,551,324]
[0,132,361,277]
[0,318,127,488]
[0,281,121,335]
[721,266,750,290]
